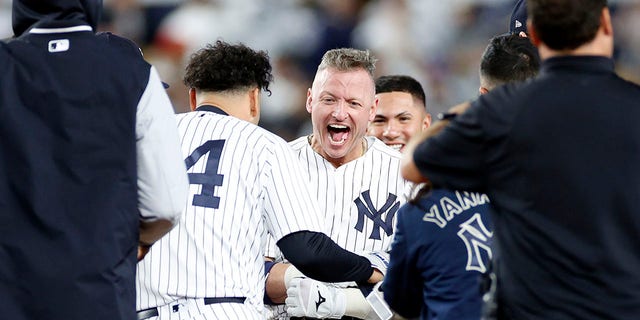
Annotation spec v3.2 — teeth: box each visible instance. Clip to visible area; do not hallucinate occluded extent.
[329,136,347,144]
[388,144,402,151]
[329,124,348,129]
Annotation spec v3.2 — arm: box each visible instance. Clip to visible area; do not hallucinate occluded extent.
[402,101,471,183]
[282,253,390,319]
[403,100,487,193]
[265,231,382,304]
[275,258,389,319]
[265,260,289,304]
[383,209,423,319]
[136,67,189,259]
[277,231,379,284]
[138,219,174,260]
[402,129,433,184]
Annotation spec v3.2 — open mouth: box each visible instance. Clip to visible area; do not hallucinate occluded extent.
[387,144,403,151]
[327,124,350,145]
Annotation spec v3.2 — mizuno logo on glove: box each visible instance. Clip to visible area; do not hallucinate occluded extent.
[315,290,326,310]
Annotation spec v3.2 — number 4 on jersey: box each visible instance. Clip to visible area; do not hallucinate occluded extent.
[184,139,226,208]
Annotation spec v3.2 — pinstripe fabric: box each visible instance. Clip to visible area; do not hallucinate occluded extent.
[138,298,258,320]
[137,108,323,319]
[266,136,410,258]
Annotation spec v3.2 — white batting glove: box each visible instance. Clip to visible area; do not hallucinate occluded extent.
[361,251,390,276]
[285,277,346,319]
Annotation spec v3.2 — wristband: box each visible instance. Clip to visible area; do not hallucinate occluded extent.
[264,261,279,305]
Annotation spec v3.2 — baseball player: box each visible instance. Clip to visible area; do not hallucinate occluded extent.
[265,48,410,320]
[385,188,494,320]
[136,41,382,320]
[1,1,188,319]
[367,75,431,153]
[382,32,539,320]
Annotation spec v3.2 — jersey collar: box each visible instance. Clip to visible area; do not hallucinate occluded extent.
[196,105,228,116]
[29,25,93,34]
[541,56,614,75]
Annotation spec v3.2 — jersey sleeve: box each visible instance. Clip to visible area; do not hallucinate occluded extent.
[264,232,283,261]
[383,206,424,318]
[413,101,488,192]
[262,140,324,242]
[135,66,189,222]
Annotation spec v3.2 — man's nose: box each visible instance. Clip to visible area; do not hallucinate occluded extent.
[383,121,399,138]
[331,101,348,121]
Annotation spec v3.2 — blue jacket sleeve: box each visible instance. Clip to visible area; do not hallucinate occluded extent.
[414,102,486,192]
[383,208,424,318]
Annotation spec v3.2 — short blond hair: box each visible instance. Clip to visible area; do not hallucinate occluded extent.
[317,48,377,78]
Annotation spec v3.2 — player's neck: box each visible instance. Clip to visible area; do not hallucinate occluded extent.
[196,93,254,123]
[308,135,368,168]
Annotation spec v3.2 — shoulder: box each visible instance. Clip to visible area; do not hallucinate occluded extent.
[613,74,640,94]
[94,32,149,66]
[474,82,527,114]
[95,32,141,52]
[187,112,286,143]
[463,81,536,136]
[230,119,292,154]
[288,136,310,150]
[367,137,403,160]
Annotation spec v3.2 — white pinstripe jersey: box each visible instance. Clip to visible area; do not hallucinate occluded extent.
[136,106,324,319]
[266,136,410,259]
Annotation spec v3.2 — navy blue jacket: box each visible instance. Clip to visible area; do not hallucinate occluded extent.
[414,56,640,319]
[1,1,152,319]
[384,189,493,320]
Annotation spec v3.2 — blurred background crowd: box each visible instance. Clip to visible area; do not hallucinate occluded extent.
[2,0,639,140]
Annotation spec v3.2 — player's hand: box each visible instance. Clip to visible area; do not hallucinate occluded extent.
[362,251,390,276]
[285,278,346,319]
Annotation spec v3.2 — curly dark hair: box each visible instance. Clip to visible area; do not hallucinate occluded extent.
[183,40,273,96]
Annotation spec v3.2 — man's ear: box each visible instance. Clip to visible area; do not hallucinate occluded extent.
[189,88,197,111]
[601,7,613,36]
[479,86,490,95]
[305,88,313,113]
[527,19,541,47]
[369,96,379,122]
[249,87,261,124]
[422,113,432,130]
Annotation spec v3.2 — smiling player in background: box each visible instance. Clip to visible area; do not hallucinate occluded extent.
[367,75,431,153]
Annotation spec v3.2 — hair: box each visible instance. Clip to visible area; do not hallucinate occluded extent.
[375,75,427,111]
[480,33,541,90]
[528,0,607,50]
[317,48,377,79]
[411,33,540,204]
[183,40,273,96]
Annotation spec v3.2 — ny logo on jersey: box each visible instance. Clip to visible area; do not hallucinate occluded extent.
[457,213,493,273]
[354,191,399,240]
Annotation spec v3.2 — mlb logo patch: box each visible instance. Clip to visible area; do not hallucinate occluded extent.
[48,39,69,52]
